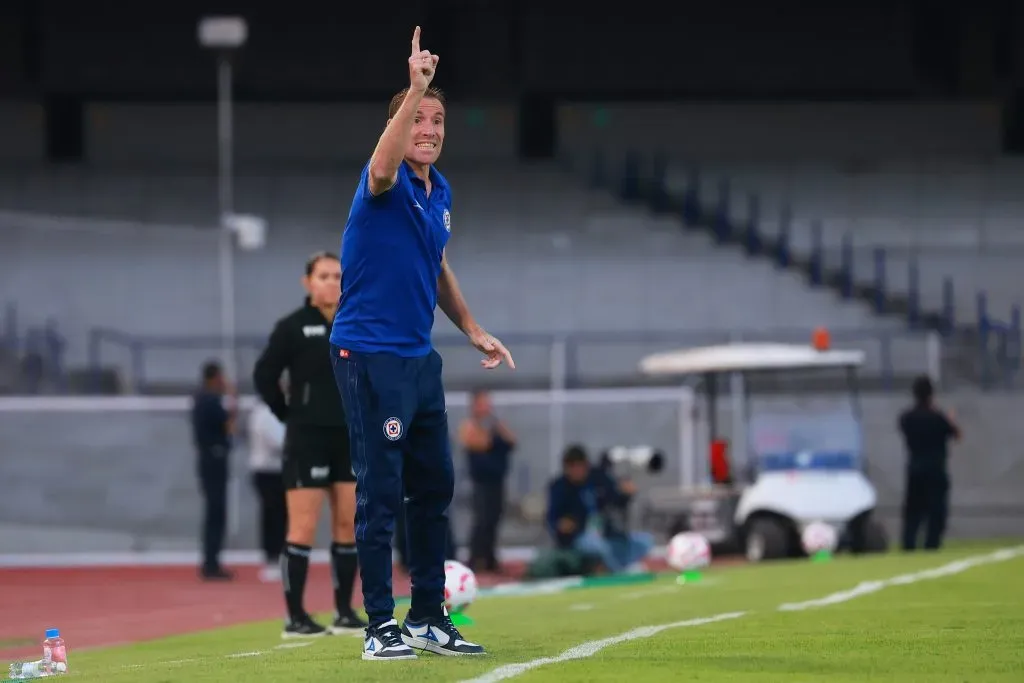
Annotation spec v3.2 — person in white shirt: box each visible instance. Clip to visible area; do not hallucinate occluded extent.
[249,399,288,582]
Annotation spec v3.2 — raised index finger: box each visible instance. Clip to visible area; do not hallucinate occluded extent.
[497,341,516,370]
[411,26,421,55]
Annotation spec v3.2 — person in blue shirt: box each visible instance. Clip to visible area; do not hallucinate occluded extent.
[898,375,961,551]
[547,445,653,574]
[330,26,514,662]
[190,360,236,581]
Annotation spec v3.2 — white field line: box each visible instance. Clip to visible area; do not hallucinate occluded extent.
[460,612,749,683]
[777,545,1024,611]
[459,545,1024,683]
[123,658,200,669]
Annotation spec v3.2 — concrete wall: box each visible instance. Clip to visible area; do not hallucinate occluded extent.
[83,103,518,168]
[0,101,1001,168]
[558,102,1002,162]
[0,389,1020,556]
[0,103,45,164]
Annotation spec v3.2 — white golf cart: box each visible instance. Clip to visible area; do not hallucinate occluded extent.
[639,341,889,562]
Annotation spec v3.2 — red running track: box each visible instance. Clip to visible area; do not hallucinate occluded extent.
[0,558,677,661]
[0,562,531,661]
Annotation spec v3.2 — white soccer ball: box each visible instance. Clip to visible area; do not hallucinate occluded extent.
[801,521,839,555]
[443,560,478,613]
[666,532,712,571]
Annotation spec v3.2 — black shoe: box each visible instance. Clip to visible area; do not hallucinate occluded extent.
[282,614,328,639]
[329,610,368,634]
[363,619,417,661]
[199,566,235,581]
[401,609,486,656]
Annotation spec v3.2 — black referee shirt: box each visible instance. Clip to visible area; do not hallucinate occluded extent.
[253,298,346,428]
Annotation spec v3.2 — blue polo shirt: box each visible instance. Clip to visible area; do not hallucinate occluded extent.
[331,160,452,357]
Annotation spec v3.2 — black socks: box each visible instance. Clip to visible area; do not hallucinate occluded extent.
[331,542,358,616]
[282,543,311,622]
[282,542,358,622]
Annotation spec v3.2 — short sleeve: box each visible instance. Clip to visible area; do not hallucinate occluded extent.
[359,161,403,201]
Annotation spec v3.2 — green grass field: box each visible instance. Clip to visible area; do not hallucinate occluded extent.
[57,542,1024,682]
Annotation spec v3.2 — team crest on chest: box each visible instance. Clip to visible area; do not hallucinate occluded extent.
[442,208,451,232]
[383,417,404,441]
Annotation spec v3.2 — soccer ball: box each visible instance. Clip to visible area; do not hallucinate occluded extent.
[801,521,838,555]
[443,560,478,613]
[666,532,712,571]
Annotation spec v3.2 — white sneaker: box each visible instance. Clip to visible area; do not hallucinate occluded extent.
[259,564,282,582]
[363,619,417,661]
[401,608,486,656]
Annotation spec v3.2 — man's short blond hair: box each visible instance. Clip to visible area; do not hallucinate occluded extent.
[387,86,446,119]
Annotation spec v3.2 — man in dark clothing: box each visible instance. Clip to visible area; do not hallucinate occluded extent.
[190,360,236,580]
[898,375,961,551]
[458,389,516,573]
[546,445,651,573]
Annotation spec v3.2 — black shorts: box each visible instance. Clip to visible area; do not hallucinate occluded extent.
[282,425,355,489]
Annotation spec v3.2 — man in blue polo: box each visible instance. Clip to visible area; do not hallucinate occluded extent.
[330,26,514,662]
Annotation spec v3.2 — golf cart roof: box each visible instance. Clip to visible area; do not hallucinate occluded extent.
[639,343,865,377]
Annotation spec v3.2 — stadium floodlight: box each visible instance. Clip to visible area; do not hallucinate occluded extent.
[197,16,248,50]
[197,16,249,385]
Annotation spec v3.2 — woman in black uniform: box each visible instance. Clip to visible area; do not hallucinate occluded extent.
[253,252,367,638]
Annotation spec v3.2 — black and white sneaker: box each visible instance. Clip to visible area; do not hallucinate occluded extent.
[329,610,368,634]
[363,619,417,661]
[282,614,328,639]
[401,608,487,656]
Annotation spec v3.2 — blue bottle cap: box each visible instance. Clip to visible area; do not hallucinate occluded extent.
[45,629,59,638]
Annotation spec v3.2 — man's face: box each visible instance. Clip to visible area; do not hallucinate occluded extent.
[565,460,589,484]
[402,97,445,166]
[471,392,492,418]
[209,372,225,393]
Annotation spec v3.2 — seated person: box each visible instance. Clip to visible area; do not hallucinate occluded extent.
[546,444,653,574]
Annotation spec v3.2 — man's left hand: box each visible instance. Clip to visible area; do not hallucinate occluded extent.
[470,329,515,370]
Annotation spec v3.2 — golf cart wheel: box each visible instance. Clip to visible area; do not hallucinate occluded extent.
[745,517,790,562]
[864,519,889,552]
[849,513,889,554]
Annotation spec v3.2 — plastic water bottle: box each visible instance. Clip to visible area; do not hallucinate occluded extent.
[8,659,46,679]
[42,629,68,675]
[6,659,62,679]
[7,629,68,679]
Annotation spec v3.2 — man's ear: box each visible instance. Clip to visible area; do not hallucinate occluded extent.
[386,118,393,127]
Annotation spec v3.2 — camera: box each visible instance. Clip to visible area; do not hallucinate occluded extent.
[599,445,665,476]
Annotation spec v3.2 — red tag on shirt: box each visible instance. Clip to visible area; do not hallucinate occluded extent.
[338,349,350,359]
